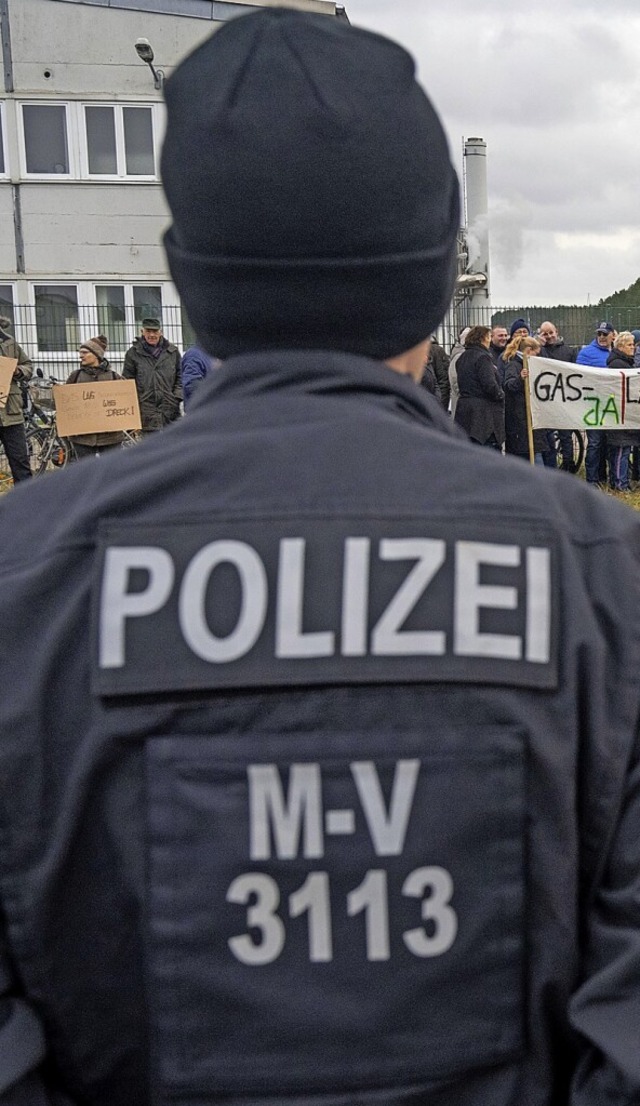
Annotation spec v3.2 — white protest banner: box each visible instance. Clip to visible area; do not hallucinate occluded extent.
[0,356,18,410]
[52,379,142,436]
[527,356,640,431]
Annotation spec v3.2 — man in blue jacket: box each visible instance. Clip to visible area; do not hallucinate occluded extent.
[0,10,639,1106]
[577,321,616,484]
[181,346,219,409]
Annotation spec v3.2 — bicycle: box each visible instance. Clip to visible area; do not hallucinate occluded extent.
[22,378,71,476]
[550,430,585,474]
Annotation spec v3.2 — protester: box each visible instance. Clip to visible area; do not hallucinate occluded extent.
[509,317,530,341]
[487,325,508,369]
[606,331,639,492]
[0,11,639,1106]
[181,346,219,408]
[419,354,438,397]
[426,334,450,409]
[447,325,470,417]
[122,317,182,432]
[454,324,505,448]
[66,335,125,459]
[577,321,616,486]
[502,335,551,463]
[537,321,578,471]
[0,314,33,484]
[577,320,616,366]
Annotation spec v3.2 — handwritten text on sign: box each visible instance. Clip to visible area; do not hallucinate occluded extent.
[528,355,640,430]
[53,379,142,436]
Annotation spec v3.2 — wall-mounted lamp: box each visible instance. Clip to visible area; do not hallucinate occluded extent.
[134,39,164,92]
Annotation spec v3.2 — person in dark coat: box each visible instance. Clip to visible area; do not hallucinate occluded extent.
[503,335,549,463]
[454,325,504,448]
[420,358,438,397]
[122,317,182,432]
[606,331,640,492]
[0,315,33,484]
[487,325,508,371]
[494,319,530,385]
[427,335,450,409]
[181,346,220,409]
[66,335,125,459]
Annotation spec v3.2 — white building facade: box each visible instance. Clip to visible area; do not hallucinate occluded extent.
[0,0,341,373]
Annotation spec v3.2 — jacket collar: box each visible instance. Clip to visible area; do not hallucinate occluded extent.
[191,348,461,438]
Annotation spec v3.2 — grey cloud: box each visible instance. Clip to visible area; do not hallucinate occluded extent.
[344,0,640,302]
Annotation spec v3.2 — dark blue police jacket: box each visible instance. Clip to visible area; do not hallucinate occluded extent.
[0,351,639,1106]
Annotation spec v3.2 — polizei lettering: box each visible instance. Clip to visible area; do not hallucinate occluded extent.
[92,518,558,694]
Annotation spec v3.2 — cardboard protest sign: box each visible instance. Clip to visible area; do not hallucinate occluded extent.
[52,379,142,436]
[0,356,18,409]
[527,355,640,431]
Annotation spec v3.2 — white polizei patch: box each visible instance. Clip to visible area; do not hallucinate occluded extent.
[371,539,446,656]
[276,538,335,658]
[99,545,174,668]
[178,540,268,663]
[454,541,522,659]
[525,547,551,663]
[97,533,554,677]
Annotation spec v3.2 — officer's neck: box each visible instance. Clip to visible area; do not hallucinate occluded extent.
[385,339,432,383]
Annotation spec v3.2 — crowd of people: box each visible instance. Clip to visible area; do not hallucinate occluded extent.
[422,317,640,492]
[2,309,639,494]
[0,315,219,478]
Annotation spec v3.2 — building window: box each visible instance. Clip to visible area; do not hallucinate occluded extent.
[123,108,155,175]
[0,111,5,176]
[22,105,69,174]
[34,285,78,352]
[0,286,14,331]
[85,107,118,175]
[84,104,156,178]
[133,286,163,328]
[95,285,127,349]
[181,305,197,351]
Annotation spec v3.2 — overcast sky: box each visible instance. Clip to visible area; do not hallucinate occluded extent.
[344,0,640,308]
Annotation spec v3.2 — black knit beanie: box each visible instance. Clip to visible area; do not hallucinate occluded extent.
[162,8,460,360]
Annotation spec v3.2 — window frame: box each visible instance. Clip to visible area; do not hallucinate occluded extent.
[19,101,74,179]
[17,101,161,182]
[80,102,160,181]
[24,282,182,365]
[0,103,8,178]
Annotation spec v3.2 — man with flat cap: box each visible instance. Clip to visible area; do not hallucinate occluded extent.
[122,317,182,433]
[0,9,638,1106]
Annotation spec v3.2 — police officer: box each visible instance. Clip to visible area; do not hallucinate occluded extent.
[0,10,639,1106]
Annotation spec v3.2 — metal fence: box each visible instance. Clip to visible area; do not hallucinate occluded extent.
[0,303,195,379]
[437,303,640,353]
[2,299,639,372]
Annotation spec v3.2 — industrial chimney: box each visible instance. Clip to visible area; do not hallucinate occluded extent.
[462,137,491,314]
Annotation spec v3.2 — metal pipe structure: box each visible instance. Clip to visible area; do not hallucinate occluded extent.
[462,137,490,316]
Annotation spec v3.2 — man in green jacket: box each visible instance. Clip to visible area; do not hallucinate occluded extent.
[122,317,182,433]
[0,316,33,483]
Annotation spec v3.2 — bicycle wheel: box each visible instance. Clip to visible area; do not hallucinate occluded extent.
[552,430,585,474]
[26,428,49,476]
[49,435,71,469]
[27,428,71,475]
